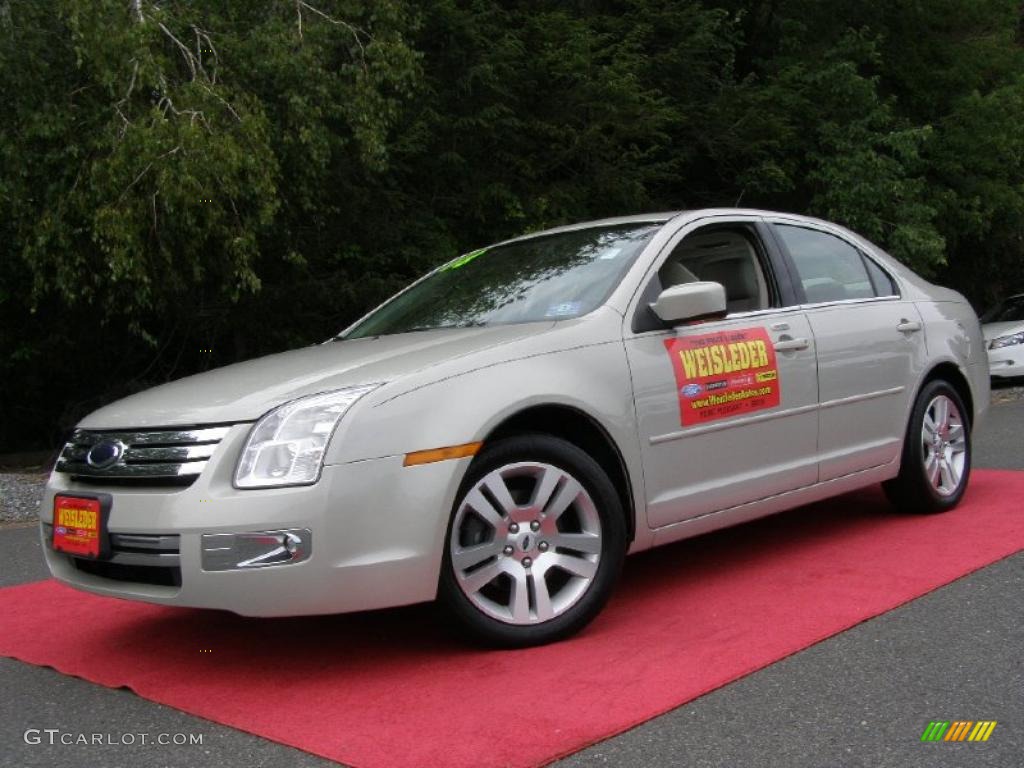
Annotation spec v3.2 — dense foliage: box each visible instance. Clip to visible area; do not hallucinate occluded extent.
[2,0,1023,450]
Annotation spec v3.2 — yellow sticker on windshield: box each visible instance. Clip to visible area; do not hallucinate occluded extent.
[442,247,487,271]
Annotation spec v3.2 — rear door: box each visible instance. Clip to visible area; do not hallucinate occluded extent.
[769,220,926,480]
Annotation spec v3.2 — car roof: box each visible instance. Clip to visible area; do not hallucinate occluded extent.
[496,208,845,247]
[495,212,681,246]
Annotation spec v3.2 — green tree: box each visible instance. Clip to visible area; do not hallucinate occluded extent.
[4,0,1024,452]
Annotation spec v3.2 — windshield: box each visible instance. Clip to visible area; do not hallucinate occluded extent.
[981,295,1024,323]
[343,223,661,338]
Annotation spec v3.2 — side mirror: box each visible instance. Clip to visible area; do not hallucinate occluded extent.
[650,281,727,324]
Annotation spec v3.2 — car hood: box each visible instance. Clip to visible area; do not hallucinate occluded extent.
[982,320,1024,342]
[79,323,554,429]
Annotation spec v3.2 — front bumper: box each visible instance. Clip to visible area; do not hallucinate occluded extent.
[40,425,469,616]
[987,346,1024,378]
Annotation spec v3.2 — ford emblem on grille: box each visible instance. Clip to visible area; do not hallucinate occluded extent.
[85,439,125,469]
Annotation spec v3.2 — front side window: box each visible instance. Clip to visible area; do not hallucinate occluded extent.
[775,225,876,303]
[658,227,772,314]
[344,224,660,338]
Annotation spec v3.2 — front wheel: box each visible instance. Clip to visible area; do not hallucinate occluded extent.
[883,380,971,513]
[439,434,626,647]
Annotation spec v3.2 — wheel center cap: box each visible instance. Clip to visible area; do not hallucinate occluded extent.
[520,534,533,552]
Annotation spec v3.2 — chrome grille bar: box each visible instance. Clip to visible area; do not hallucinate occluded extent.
[121,444,220,463]
[66,427,230,447]
[111,533,181,551]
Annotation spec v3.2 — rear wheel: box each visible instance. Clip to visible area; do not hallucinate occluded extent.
[883,380,971,513]
[439,434,626,647]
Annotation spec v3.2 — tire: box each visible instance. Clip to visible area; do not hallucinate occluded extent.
[439,434,627,647]
[883,379,972,513]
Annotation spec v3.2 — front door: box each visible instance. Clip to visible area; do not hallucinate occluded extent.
[625,219,820,528]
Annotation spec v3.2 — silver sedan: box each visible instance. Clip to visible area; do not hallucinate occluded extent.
[41,209,989,646]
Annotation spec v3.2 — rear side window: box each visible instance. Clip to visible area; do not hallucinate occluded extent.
[774,225,875,303]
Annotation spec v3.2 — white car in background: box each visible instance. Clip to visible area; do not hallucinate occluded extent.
[41,209,989,647]
[981,294,1024,379]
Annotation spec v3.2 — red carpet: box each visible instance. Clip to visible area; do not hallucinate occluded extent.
[2,469,1023,768]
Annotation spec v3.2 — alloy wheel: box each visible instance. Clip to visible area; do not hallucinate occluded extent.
[920,394,967,497]
[449,461,603,625]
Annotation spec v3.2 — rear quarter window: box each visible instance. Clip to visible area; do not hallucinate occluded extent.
[864,256,898,297]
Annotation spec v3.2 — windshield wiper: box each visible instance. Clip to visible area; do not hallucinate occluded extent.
[402,321,489,333]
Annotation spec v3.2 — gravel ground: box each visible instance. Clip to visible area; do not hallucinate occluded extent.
[992,382,1024,404]
[0,383,1020,525]
[0,473,46,524]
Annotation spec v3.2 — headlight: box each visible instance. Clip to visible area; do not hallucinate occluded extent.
[990,331,1024,349]
[234,385,380,488]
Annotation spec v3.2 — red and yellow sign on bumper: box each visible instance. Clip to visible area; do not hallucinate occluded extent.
[664,326,781,426]
[52,495,103,558]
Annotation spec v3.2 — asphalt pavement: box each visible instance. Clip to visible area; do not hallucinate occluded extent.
[2,400,1022,768]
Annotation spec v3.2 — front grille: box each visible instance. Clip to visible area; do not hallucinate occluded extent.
[44,524,182,587]
[74,558,181,587]
[56,426,231,486]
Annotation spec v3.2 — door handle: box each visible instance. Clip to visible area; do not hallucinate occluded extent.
[773,337,810,352]
[896,319,922,333]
